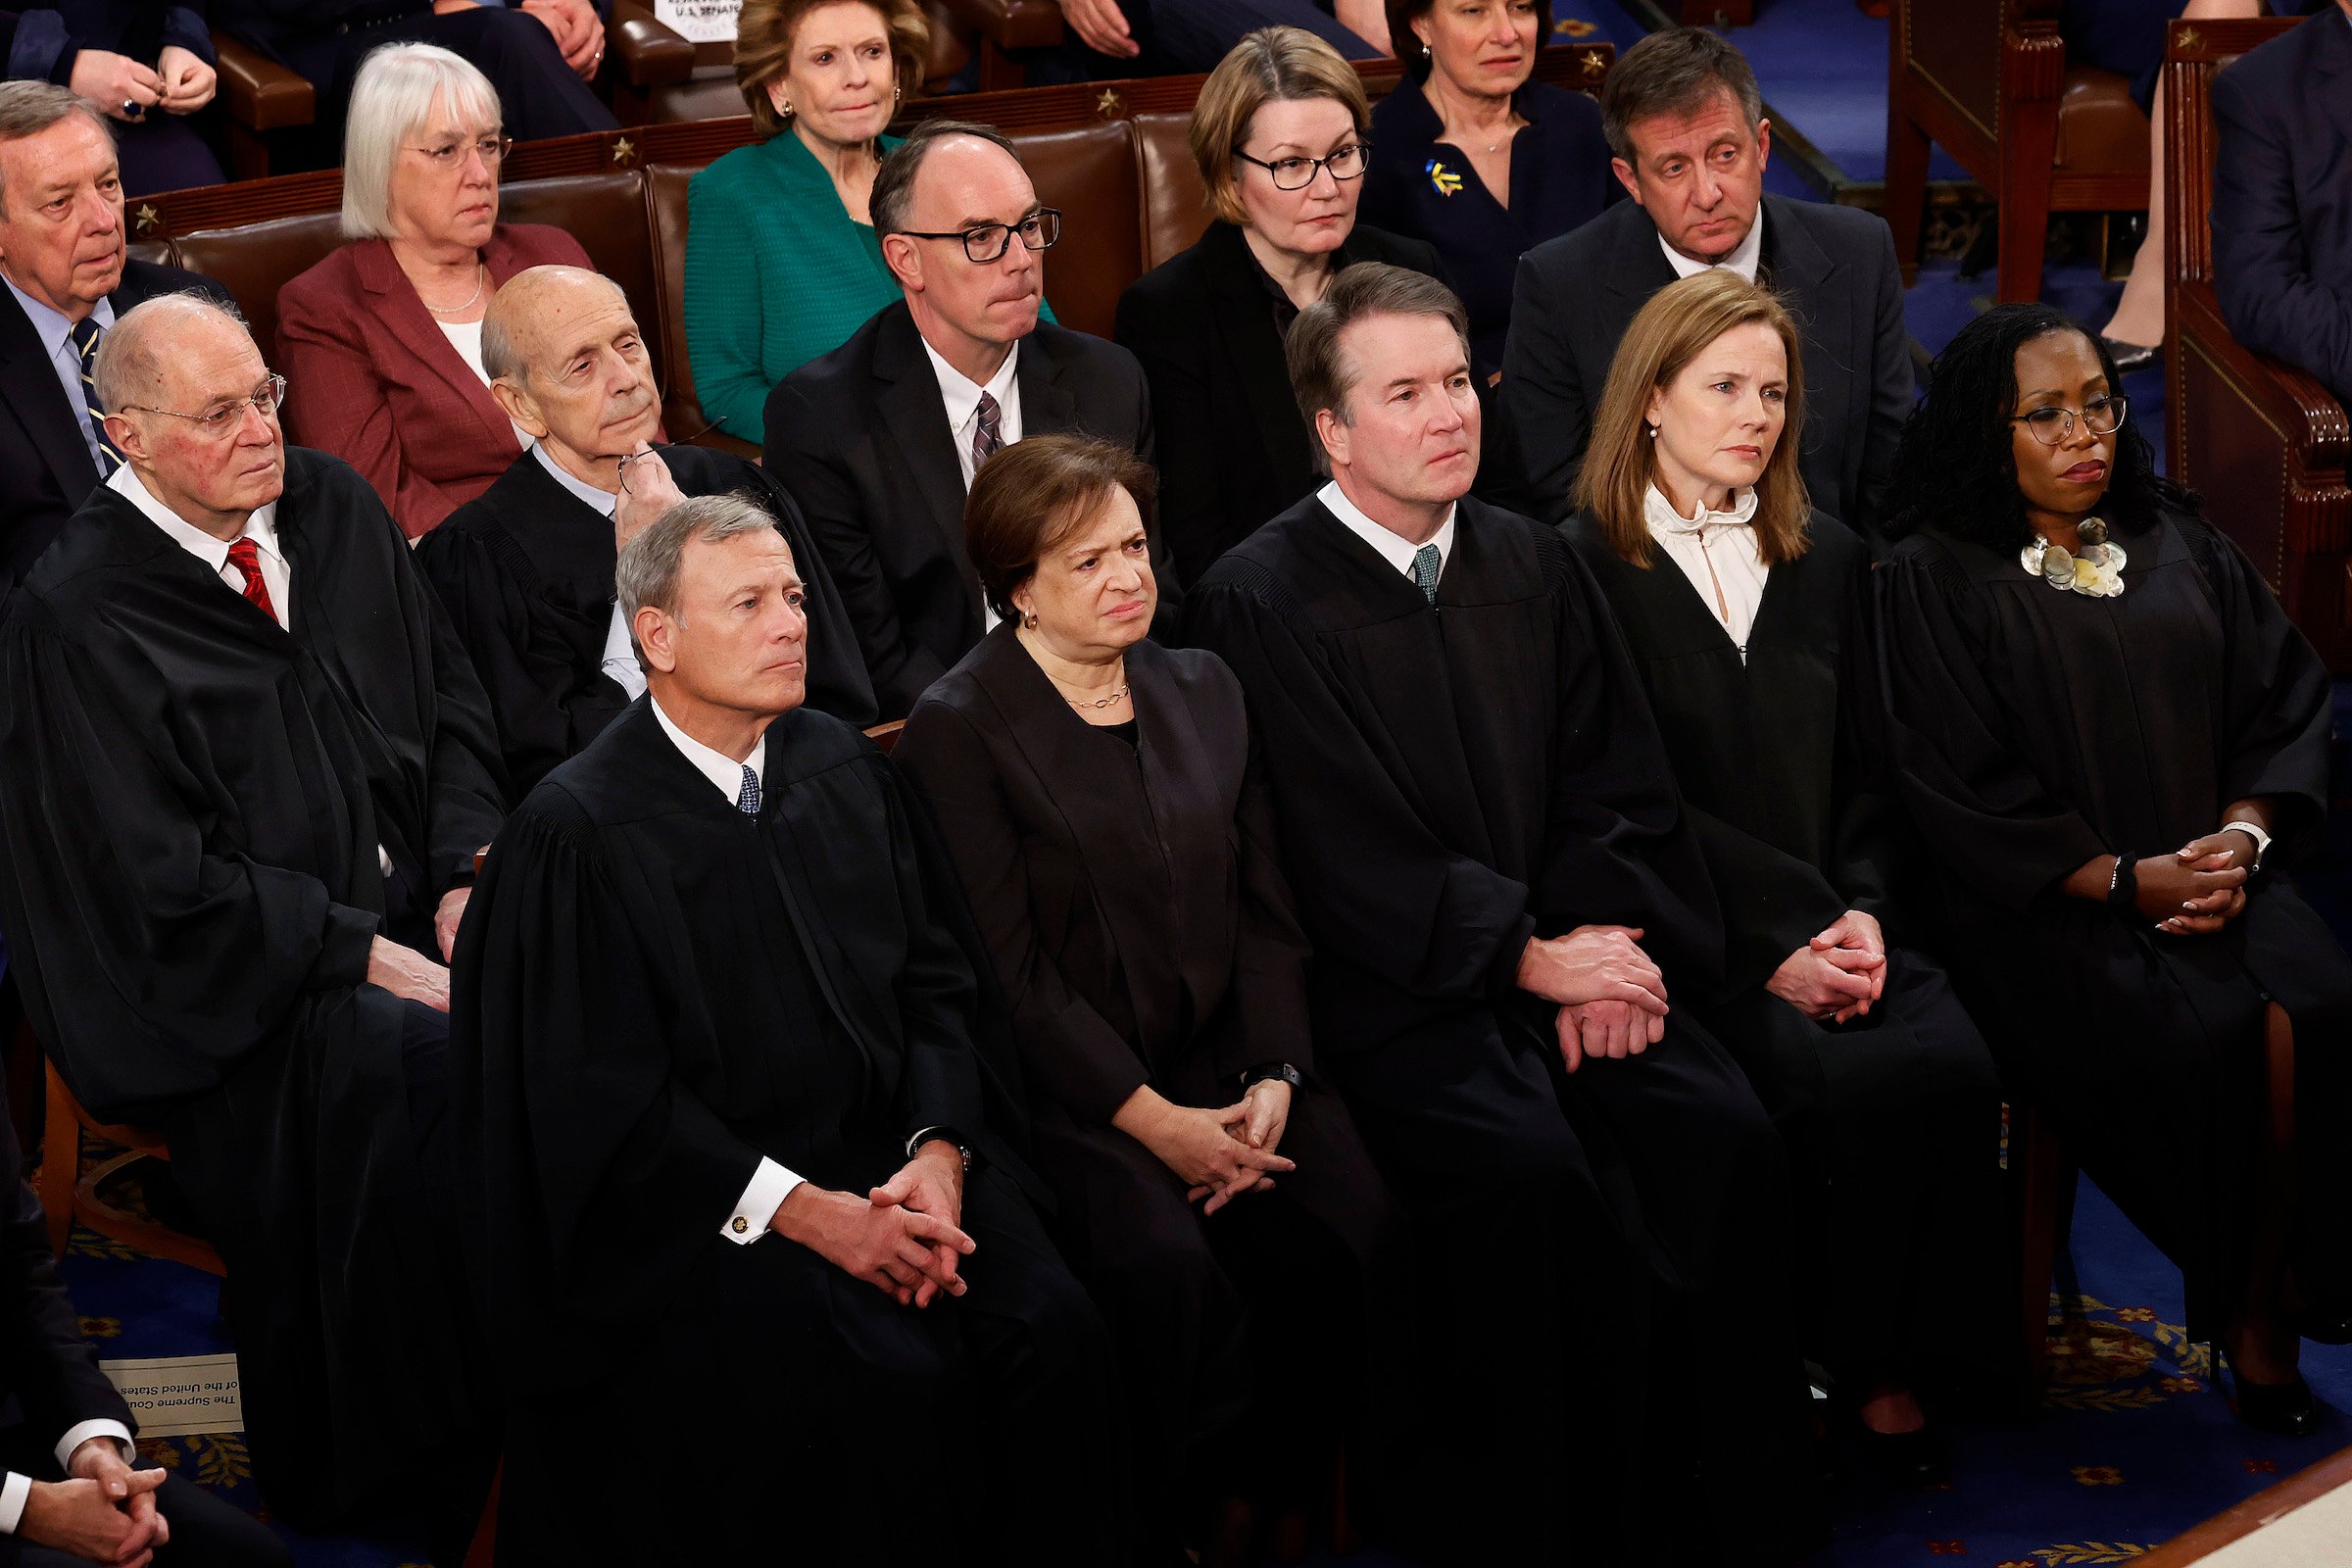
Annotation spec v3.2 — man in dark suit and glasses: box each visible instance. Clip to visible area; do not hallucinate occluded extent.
[1500,27,1912,544]
[2213,0,2352,408]
[0,80,228,579]
[0,1073,292,1567]
[765,118,1174,719]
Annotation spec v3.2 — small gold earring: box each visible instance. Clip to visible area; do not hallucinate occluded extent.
[893,85,903,105]
[781,98,795,118]
[1021,611,1039,630]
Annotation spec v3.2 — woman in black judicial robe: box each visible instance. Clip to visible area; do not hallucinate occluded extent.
[1876,303,2352,1434]
[1561,270,1999,1479]
[894,437,1405,1558]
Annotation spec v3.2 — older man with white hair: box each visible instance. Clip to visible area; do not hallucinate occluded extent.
[0,292,506,1546]
[420,264,876,793]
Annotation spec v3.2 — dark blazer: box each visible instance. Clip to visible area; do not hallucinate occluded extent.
[894,630,1311,1123]
[1360,77,1617,378]
[276,223,594,539]
[0,1081,134,1474]
[1502,194,1913,542]
[0,257,229,579]
[2213,8,2352,407]
[1114,220,1448,590]
[763,300,1167,720]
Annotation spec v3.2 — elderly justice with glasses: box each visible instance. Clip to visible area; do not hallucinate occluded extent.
[1,10,2351,1566]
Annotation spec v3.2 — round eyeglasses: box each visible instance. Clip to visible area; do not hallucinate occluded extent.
[1233,141,1371,191]
[2009,395,2128,446]
[121,373,288,439]
[898,208,1063,264]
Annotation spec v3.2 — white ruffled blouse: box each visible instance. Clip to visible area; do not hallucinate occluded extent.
[1643,483,1767,662]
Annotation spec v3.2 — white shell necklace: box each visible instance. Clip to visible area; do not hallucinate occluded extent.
[2020,516,2126,598]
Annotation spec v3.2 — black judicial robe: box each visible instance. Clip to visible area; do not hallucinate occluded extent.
[1568,512,2000,1386]
[0,449,507,1525]
[1188,493,1818,1565]
[416,444,878,793]
[1877,508,2352,1334]
[452,699,1126,1564]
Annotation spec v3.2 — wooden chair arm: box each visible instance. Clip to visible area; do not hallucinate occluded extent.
[2176,284,2352,470]
[211,31,315,132]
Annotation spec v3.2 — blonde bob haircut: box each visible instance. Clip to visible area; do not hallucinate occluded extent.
[735,0,931,141]
[341,43,502,241]
[1577,269,1812,569]
[1190,27,1370,228]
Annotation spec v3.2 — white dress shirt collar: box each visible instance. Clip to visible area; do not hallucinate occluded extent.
[1659,202,1766,285]
[650,695,767,806]
[531,441,618,517]
[108,463,289,626]
[922,335,1023,491]
[1318,479,1456,582]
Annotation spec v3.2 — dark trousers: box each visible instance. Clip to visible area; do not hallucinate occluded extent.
[1030,1085,1409,1546]
[113,114,226,199]
[1699,949,2005,1392]
[1333,1009,1820,1567]
[293,8,617,153]
[499,1163,1130,1566]
[1024,0,1378,79]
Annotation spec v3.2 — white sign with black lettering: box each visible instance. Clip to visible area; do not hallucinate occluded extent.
[98,1353,244,1438]
[655,0,742,43]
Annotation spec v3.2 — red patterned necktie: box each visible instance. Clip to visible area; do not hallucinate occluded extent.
[225,536,277,623]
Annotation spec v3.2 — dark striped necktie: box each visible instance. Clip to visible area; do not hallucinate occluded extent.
[973,390,1004,472]
[70,317,123,472]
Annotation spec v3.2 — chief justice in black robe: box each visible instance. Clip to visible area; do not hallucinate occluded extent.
[453,493,1128,1564]
[1876,306,2352,1430]
[416,266,877,794]
[0,298,505,1533]
[1186,264,1818,1563]
[1563,271,1998,1473]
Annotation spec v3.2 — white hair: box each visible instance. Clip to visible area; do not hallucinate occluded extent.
[339,43,503,241]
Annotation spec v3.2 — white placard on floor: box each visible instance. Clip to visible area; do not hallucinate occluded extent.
[97,1353,244,1438]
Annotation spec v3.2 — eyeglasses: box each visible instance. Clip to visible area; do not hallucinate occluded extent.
[121,374,288,438]
[409,134,514,170]
[2010,395,2128,446]
[897,208,1062,264]
[1233,141,1371,190]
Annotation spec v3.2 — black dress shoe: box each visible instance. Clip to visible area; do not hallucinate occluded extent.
[2228,1364,2324,1439]
[2102,336,2159,374]
[1856,1423,1950,1489]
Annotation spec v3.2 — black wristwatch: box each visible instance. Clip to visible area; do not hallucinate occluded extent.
[1240,1062,1301,1091]
[906,1125,975,1173]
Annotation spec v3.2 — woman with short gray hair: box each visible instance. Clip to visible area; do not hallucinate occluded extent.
[275,42,602,538]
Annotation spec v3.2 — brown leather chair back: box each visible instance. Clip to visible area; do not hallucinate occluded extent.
[645,163,721,445]
[500,172,663,376]
[1135,112,1212,271]
[1006,122,1141,340]
[172,210,345,367]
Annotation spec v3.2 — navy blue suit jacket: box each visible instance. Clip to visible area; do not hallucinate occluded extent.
[2212,8,2352,407]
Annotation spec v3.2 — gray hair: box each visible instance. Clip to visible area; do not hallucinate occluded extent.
[615,492,785,663]
[0,82,112,214]
[869,118,1021,239]
[340,43,503,241]
[481,266,629,384]
[1599,26,1764,163]
[91,290,253,417]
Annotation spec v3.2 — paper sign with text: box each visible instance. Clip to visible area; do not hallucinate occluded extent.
[656,0,742,42]
[98,1354,244,1438]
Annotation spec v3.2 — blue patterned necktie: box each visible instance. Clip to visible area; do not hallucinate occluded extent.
[736,763,760,816]
[70,317,122,472]
[1412,543,1441,605]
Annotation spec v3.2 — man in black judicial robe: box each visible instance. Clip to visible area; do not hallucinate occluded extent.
[419,266,877,794]
[0,297,504,1538]
[1186,263,1818,1565]
[452,492,1128,1566]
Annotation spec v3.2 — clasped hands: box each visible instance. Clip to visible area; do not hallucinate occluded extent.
[776,1142,976,1308]
[2143,832,2255,936]
[1519,925,1671,1072]
[1766,909,1886,1024]
[20,1438,169,1568]
[1112,1080,1295,1215]
[364,887,473,1013]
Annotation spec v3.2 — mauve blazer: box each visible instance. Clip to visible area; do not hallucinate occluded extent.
[894,629,1314,1124]
[276,222,590,538]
